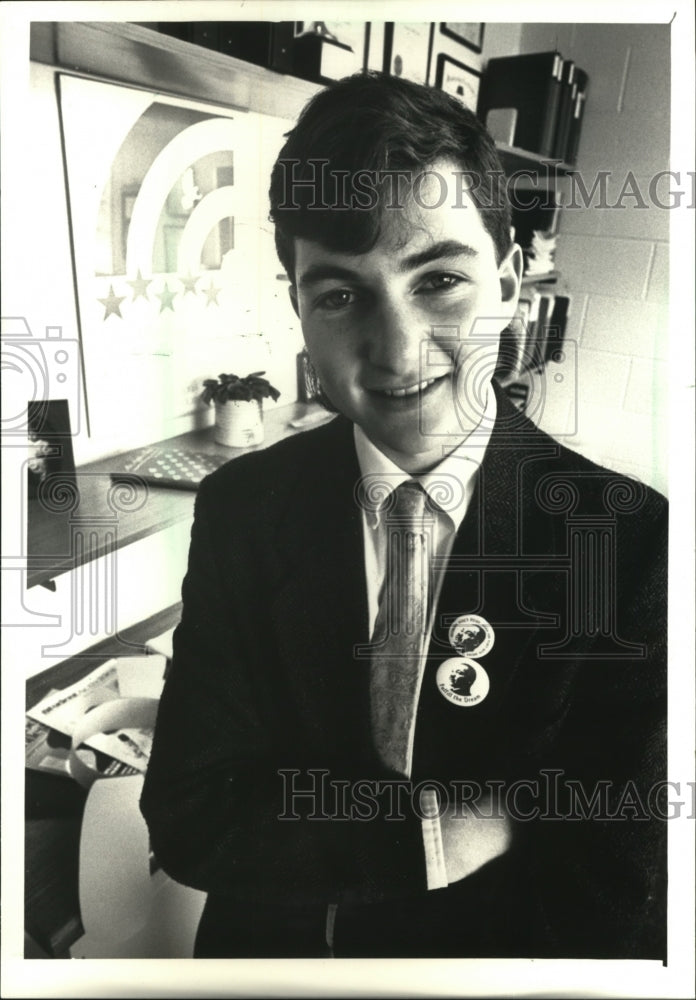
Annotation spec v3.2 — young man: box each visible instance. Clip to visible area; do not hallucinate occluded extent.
[141,74,667,959]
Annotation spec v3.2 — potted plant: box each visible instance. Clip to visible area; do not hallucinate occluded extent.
[202,371,281,447]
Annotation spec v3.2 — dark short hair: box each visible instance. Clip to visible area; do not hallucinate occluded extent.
[269,72,512,280]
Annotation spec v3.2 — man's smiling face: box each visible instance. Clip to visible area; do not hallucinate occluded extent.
[291,162,522,473]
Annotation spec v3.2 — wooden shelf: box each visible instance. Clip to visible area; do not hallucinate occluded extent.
[26,402,332,590]
[497,143,573,176]
[30,21,322,122]
[30,24,577,174]
[521,270,559,286]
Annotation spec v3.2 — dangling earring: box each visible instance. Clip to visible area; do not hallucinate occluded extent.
[303,350,338,413]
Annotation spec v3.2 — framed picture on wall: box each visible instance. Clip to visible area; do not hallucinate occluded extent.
[385,23,434,86]
[439,22,485,54]
[58,72,291,447]
[435,54,481,111]
[365,22,387,72]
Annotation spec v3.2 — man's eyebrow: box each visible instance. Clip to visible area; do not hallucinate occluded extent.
[398,240,479,272]
[297,264,360,289]
[297,241,479,289]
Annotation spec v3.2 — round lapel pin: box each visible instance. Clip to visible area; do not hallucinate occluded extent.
[436,657,490,707]
[448,614,495,659]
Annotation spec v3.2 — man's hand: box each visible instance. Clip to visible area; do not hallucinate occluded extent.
[439,795,512,885]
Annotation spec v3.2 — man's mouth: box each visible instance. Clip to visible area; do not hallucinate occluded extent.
[373,375,446,398]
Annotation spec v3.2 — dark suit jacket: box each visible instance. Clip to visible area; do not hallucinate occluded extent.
[140,386,667,959]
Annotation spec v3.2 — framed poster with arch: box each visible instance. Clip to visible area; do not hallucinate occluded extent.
[57,73,291,449]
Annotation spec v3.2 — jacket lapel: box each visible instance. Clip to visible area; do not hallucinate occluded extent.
[430,383,562,641]
[415,387,572,774]
[268,417,372,761]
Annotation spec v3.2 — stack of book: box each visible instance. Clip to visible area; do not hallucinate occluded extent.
[499,292,571,387]
[477,51,589,164]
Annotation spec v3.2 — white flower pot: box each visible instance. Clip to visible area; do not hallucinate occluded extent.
[214,399,264,447]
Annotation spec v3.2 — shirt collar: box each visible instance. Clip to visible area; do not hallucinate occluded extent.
[354,382,497,532]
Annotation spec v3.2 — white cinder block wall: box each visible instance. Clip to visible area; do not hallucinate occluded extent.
[512,23,670,496]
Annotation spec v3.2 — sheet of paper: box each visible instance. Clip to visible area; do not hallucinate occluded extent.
[116,654,167,699]
[26,661,120,737]
[27,656,166,771]
[145,627,176,661]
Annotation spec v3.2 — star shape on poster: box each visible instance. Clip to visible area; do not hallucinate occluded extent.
[203,281,221,307]
[180,271,200,295]
[157,282,177,313]
[98,284,126,320]
[127,269,152,301]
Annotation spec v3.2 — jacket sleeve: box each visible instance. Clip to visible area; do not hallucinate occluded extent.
[515,493,669,959]
[139,476,425,908]
[526,503,669,959]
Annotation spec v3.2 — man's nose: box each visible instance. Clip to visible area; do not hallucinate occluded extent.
[365,299,428,375]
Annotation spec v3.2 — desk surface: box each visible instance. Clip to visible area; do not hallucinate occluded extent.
[27,402,329,589]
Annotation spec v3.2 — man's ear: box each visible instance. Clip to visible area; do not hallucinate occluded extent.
[498,243,524,321]
[288,284,300,319]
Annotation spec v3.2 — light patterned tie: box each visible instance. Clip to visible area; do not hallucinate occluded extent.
[370,480,431,778]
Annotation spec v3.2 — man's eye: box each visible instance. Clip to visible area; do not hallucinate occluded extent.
[419,273,467,292]
[316,288,356,311]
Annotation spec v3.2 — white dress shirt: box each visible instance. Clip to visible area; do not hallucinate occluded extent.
[353,384,497,889]
[354,385,497,639]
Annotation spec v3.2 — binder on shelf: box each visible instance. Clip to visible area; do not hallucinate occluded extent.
[152,21,297,73]
[477,51,563,158]
[552,60,576,162]
[270,23,298,74]
[543,295,571,364]
[518,292,539,377]
[566,68,589,165]
[530,293,555,372]
[512,308,529,381]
